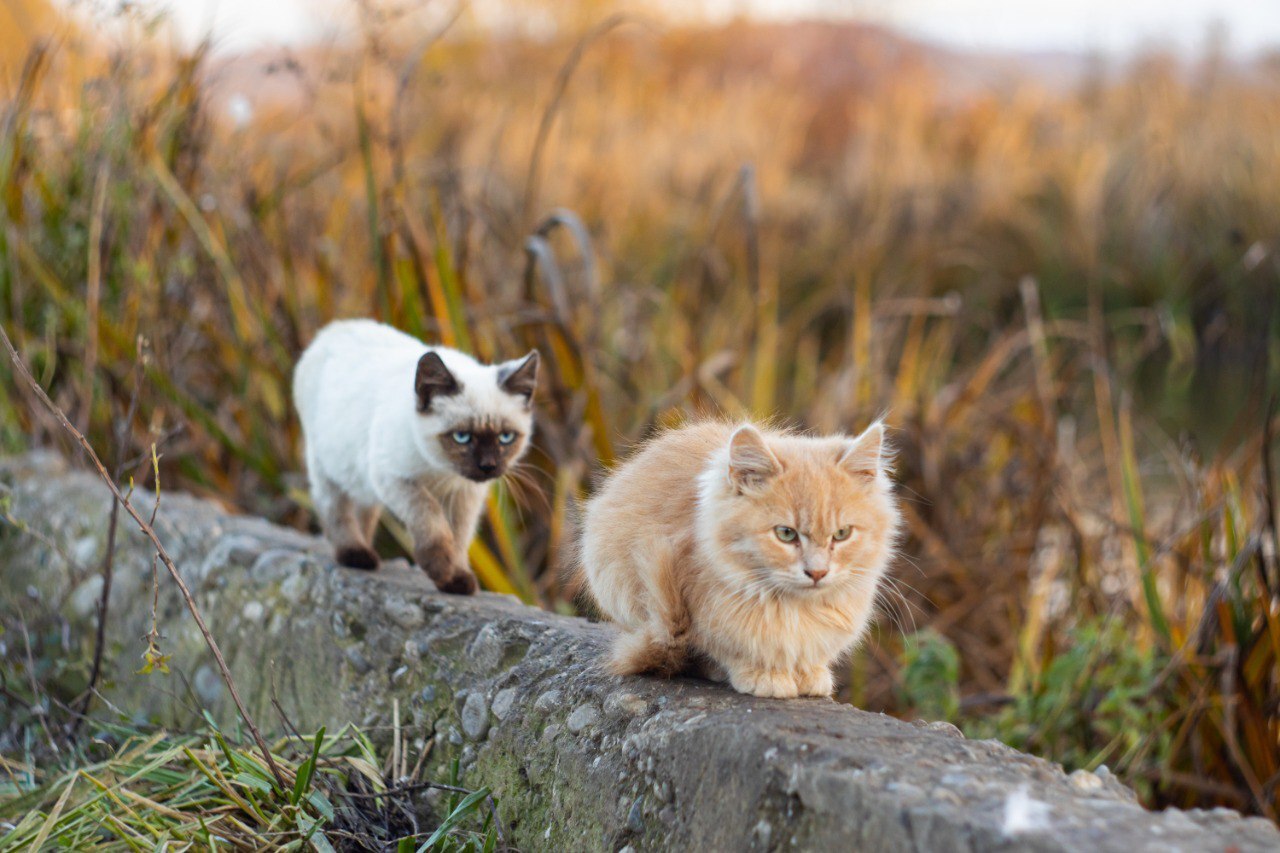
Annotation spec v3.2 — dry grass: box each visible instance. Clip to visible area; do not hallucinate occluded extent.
[0,719,500,849]
[1,2,1278,820]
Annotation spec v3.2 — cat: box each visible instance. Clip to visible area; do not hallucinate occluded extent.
[580,419,899,698]
[293,319,538,594]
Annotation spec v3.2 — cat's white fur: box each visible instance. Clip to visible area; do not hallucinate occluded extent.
[293,319,535,592]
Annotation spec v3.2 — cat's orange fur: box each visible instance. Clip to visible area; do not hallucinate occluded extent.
[581,419,899,698]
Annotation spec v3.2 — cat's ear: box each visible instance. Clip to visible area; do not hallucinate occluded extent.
[838,421,885,477]
[728,424,780,491]
[499,350,539,405]
[415,352,461,413]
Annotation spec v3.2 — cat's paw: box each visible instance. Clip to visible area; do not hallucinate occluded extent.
[436,570,479,596]
[414,540,473,593]
[796,665,834,697]
[336,544,380,571]
[729,669,799,698]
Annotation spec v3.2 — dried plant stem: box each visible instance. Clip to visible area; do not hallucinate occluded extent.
[74,342,146,730]
[78,161,110,436]
[0,321,288,790]
[521,14,632,229]
[1262,397,1279,594]
[19,618,59,755]
[73,480,119,727]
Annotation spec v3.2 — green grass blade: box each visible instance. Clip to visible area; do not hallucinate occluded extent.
[415,787,491,852]
[291,727,325,805]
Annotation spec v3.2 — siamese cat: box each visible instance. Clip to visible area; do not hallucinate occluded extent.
[293,319,538,594]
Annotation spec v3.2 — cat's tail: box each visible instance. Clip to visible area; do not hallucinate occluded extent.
[606,540,694,677]
[607,623,691,678]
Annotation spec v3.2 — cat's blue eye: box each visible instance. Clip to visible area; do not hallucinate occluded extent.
[498,431,517,445]
[452,431,472,444]
[833,526,853,542]
[774,526,798,543]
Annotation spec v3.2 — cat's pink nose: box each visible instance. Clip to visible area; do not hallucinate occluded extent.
[804,567,828,583]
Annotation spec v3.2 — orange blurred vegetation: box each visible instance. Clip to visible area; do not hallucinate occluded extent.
[2,0,1278,821]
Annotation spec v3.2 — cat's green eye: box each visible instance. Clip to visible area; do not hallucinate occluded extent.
[833,526,853,542]
[498,431,517,445]
[774,525,799,543]
[452,431,472,444]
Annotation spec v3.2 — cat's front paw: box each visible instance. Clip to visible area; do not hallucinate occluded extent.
[729,668,799,699]
[796,665,834,697]
[336,544,380,571]
[437,570,478,595]
[415,540,477,595]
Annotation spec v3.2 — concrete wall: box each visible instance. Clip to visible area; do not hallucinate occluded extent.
[1,451,1274,851]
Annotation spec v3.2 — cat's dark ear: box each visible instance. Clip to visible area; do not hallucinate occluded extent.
[415,352,460,412]
[838,421,884,477]
[499,350,539,405]
[727,424,780,491]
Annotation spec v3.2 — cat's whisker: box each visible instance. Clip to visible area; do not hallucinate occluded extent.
[879,571,932,611]
[516,464,551,495]
[879,595,909,636]
[893,483,932,507]
[502,466,550,517]
[511,459,558,485]
[875,575,923,636]
[723,576,786,604]
[890,550,929,580]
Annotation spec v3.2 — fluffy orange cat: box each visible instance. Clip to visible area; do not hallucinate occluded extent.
[580,419,900,698]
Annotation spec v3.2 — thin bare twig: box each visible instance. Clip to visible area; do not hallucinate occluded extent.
[73,339,147,730]
[78,161,111,435]
[18,618,58,755]
[0,321,288,790]
[521,14,635,229]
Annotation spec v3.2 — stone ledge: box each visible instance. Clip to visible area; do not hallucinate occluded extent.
[1,451,1275,851]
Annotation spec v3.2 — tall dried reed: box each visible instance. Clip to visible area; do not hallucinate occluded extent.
[1,6,1277,818]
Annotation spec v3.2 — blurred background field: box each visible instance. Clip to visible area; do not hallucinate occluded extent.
[2,0,1278,825]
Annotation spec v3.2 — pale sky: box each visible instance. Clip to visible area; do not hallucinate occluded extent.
[63,0,1280,57]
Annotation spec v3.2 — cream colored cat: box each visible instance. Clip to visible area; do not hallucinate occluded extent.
[580,419,899,698]
[293,320,538,594]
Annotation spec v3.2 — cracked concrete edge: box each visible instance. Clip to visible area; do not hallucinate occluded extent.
[0,451,1274,852]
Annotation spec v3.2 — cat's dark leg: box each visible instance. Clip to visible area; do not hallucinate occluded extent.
[357,504,382,546]
[379,477,476,594]
[443,487,486,547]
[440,487,486,592]
[313,476,380,570]
[415,536,477,595]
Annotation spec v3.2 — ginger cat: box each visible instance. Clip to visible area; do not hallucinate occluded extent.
[581,419,899,698]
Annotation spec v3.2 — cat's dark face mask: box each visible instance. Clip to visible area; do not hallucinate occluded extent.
[415,348,538,482]
[438,425,525,482]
